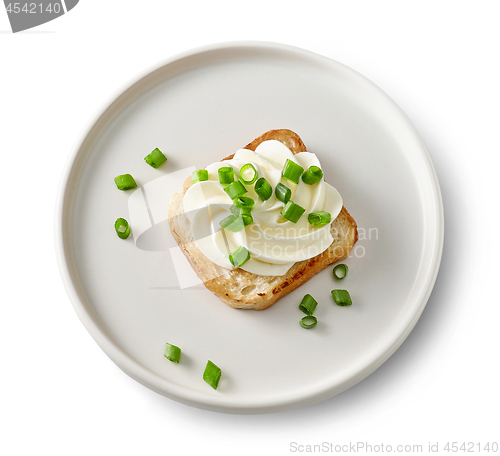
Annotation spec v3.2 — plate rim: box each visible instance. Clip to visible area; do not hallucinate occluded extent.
[54,40,444,414]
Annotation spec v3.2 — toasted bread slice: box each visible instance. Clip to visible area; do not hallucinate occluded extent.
[168,129,358,310]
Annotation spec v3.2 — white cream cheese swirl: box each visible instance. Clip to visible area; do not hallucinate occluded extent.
[183,140,343,276]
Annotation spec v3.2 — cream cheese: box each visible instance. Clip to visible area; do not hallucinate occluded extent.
[183,140,343,276]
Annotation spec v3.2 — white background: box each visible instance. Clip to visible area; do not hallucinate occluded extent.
[1,1,499,455]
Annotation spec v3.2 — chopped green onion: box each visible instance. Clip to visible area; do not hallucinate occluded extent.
[281,201,306,223]
[241,214,253,227]
[275,183,291,203]
[220,214,244,232]
[230,202,252,216]
[192,169,208,184]
[224,180,247,199]
[234,196,255,211]
[114,218,130,239]
[308,211,332,227]
[164,343,181,363]
[331,289,352,306]
[144,148,167,169]
[219,213,252,232]
[302,166,323,185]
[203,360,221,390]
[239,163,258,185]
[229,246,251,268]
[114,174,137,190]
[254,177,272,201]
[282,159,304,184]
[299,294,318,316]
[300,315,317,329]
[218,166,234,185]
[333,264,348,280]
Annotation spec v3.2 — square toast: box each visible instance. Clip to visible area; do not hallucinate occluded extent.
[168,129,358,310]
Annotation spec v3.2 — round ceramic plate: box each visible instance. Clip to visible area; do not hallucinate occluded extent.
[56,42,443,414]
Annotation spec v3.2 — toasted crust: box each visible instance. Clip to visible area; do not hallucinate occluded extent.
[168,129,358,310]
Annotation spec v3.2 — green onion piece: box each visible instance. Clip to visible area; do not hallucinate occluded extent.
[224,180,247,199]
[114,218,131,239]
[164,343,181,363]
[302,165,323,185]
[281,201,306,223]
[229,246,251,268]
[241,214,253,227]
[333,264,348,280]
[308,211,332,227]
[331,289,352,306]
[192,169,209,184]
[300,315,318,329]
[254,177,272,201]
[282,159,304,184]
[234,196,255,211]
[230,202,252,216]
[218,166,234,185]
[275,183,291,203]
[203,360,221,390]
[220,215,244,232]
[239,163,258,185]
[299,294,318,316]
[144,148,167,169]
[114,174,137,190]
[219,213,252,232]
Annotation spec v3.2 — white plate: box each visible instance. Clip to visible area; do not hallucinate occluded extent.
[55,41,443,414]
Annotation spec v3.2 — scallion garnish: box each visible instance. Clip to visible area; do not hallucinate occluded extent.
[299,294,318,316]
[224,180,247,199]
[281,201,306,223]
[331,289,352,306]
[192,169,209,184]
[282,159,304,184]
[302,165,323,185]
[300,315,317,329]
[203,360,221,390]
[218,166,234,185]
[114,218,131,239]
[220,214,244,232]
[144,148,167,169]
[239,163,258,185]
[229,245,251,268]
[234,196,255,211]
[114,174,137,190]
[308,211,332,227]
[275,183,291,203]
[164,343,181,363]
[333,264,348,280]
[219,213,252,232]
[254,177,272,201]
[230,203,252,217]
[241,213,253,227]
